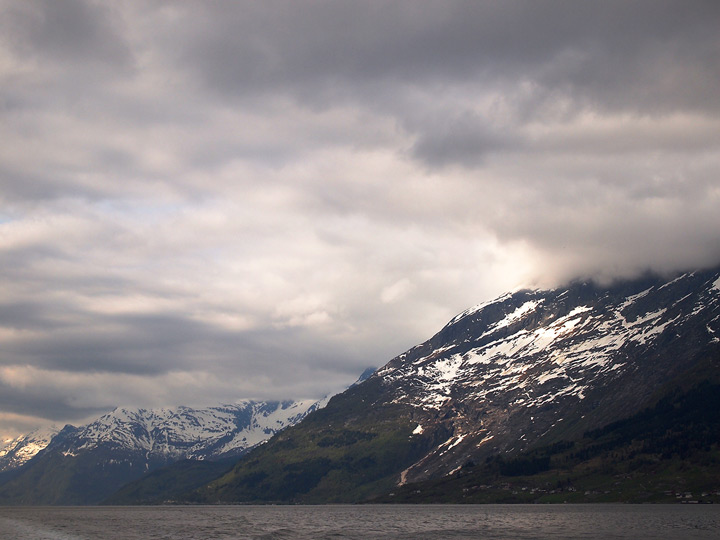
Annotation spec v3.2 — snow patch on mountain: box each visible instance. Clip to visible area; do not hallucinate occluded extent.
[67,399,324,461]
[488,299,544,333]
[0,426,60,472]
[447,292,514,326]
[618,287,653,310]
[658,273,689,290]
[214,399,321,455]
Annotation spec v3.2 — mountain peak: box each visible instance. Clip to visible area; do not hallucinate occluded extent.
[0,426,61,473]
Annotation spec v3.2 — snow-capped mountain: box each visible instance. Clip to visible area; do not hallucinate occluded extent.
[375,268,720,484]
[0,367,378,505]
[193,266,720,503]
[60,400,323,461]
[0,426,60,473]
[1,400,322,474]
[0,399,324,505]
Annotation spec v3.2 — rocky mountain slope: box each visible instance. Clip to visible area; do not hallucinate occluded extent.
[192,267,720,503]
[0,399,324,505]
[375,378,720,504]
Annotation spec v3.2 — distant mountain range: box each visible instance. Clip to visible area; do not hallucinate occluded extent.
[2,267,719,505]
[0,399,327,504]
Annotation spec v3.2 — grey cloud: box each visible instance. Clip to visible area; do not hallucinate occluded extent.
[409,112,522,168]
[0,165,110,204]
[0,380,107,425]
[484,171,720,284]
[149,0,720,172]
[0,0,131,69]
[167,1,719,114]
[0,315,199,376]
[0,301,70,332]
[0,291,375,382]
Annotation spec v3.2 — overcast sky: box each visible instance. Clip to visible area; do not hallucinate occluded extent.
[1,0,719,438]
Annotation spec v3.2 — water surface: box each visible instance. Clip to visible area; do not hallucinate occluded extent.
[1,504,718,539]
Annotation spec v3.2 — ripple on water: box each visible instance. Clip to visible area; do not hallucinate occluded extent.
[0,505,719,540]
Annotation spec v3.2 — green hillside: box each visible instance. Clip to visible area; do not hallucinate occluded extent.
[187,378,439,503]
[103,459,235,505]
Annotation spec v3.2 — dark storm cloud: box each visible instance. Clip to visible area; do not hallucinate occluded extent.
[172,1,719,112]
[0,0,131,68]
[409,112,522,168]
[0,301,68,332]
[147,0,720,176]
[2,313,208,375]
[0,379,107,424]
[0,300,367,378]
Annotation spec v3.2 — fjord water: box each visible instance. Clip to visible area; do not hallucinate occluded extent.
[0,504,718,539]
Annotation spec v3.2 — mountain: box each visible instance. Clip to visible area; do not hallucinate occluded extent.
[189,267,720,503]
[0,426,60,474]
[0,399,323,505]
[102,367,377,505]
[62,400,323,462]
[374,378,720,504]
[103,458,237,505]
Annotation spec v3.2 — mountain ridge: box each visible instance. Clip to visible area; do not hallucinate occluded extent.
[0,399,325,505]
[187,265,720,503]
[2,267,718,505]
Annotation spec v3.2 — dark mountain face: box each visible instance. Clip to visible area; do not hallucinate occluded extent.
[195,267,720,503]
[374,378,720,504]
